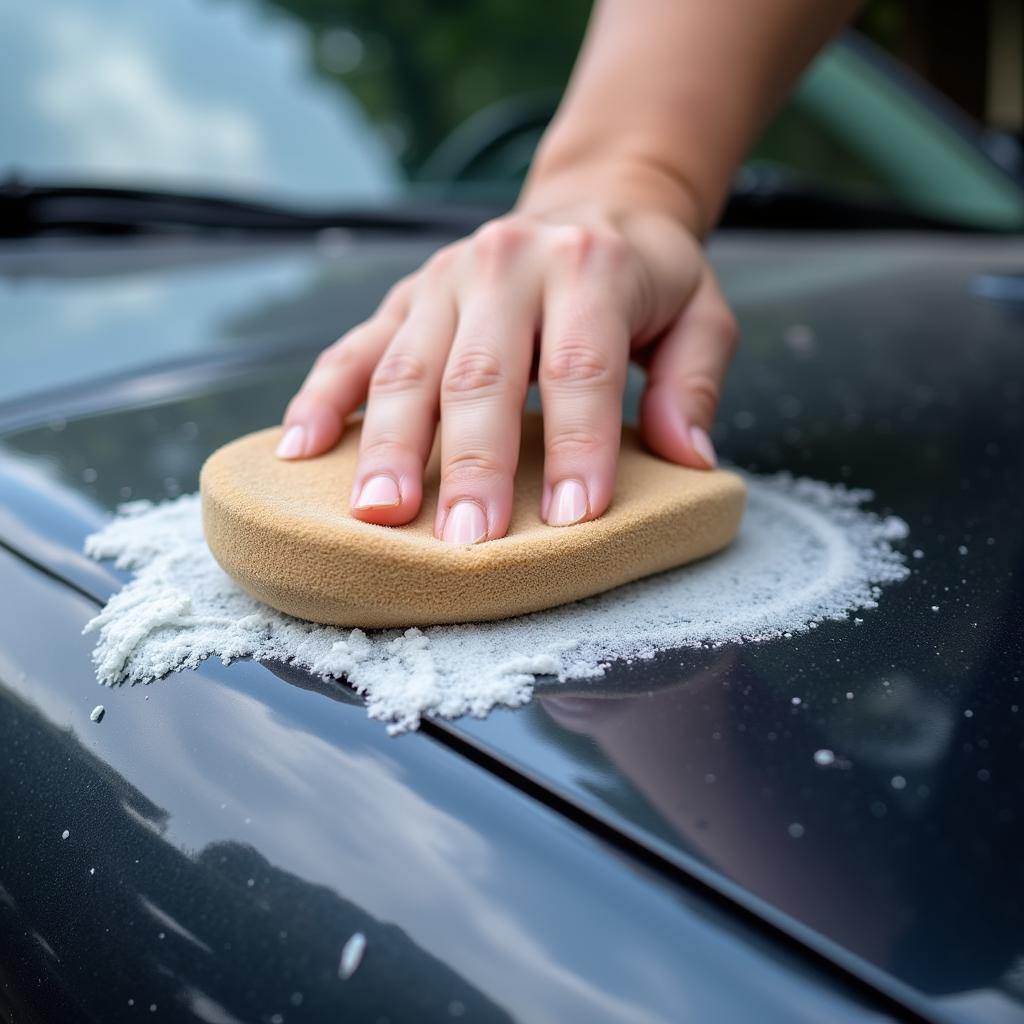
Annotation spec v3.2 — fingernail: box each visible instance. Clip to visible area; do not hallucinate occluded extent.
[353,474,401,510]
[276,425,306,460]
[442,501,487,544]
[547,479,589,526]
[689,425,717,468]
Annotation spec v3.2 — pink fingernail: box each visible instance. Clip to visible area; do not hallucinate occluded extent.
[547,479,589,526]
[276,425,306,459]
[353,474,401,510]
[689,425,717,468]
[442,501,487,544]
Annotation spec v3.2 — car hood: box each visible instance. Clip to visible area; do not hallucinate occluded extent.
[2,229,1024,1023]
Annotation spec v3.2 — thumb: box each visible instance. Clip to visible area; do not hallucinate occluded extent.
[639,266,738,469]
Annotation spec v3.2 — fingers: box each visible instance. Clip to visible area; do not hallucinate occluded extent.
[639,267,737,469]
[434,224,538,543]
[538,228,631,525]
[349,289,456,526]
[278,279,412,459]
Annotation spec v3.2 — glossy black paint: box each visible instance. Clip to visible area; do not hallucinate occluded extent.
[1,228,1023,1022]
[0,543,898,1023]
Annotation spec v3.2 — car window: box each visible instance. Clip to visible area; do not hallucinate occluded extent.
[3,0,1022,230]
[0,0,401,204]
[750,43,1024,230]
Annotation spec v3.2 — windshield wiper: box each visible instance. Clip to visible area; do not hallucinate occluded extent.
[0,181,495,239]
[2,175,1011,240]
[721,165,1009,232]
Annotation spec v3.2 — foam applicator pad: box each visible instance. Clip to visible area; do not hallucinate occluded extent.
[200,415,746,628]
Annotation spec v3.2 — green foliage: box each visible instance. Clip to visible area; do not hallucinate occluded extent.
[258,0,592,171]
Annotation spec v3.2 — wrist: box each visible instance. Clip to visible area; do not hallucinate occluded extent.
[517,149,707,239]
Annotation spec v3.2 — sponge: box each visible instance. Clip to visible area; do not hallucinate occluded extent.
[200,415,745,627]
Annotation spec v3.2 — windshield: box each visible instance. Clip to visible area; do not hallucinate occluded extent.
[3,0,1023,230]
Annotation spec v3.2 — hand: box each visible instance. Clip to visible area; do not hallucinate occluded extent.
[277,204,737,543]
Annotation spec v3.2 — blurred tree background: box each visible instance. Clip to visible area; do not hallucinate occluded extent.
[259,0,592,172]
[260,0,1023,174]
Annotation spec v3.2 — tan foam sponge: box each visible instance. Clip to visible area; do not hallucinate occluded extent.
[200,416,745,628]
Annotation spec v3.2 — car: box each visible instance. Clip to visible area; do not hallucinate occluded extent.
[2,2,1023,1021]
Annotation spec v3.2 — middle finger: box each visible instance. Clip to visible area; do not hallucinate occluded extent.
[435,240,539,543]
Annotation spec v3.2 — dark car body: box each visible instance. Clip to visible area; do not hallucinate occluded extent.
[2,222,1023,1024]
[3,4,1024,1020]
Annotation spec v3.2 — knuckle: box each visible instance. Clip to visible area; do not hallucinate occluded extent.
[679,372,722,416]
[442,347,505,397]
[370,351,430,394]
[360,433,409,461]
[472,219,527,266]
[551,225,597,266]
[546,428,604,461]
[541,339,613,387]
[719,310,740,355]
[379,276,413,316]
[550,225,626,271]
[423,244,459,279]
[442,449,505,485]
[315,336,360,371]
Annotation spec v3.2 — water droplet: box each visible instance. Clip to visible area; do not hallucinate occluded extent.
[787,823,805,838]
[339,931,367,980]
[448,1000,466,1018]
[791,696,802,706]
[89,705,105,723]
[890,775,907,790]
[912,549,924,559]
[845,691,855,700]
[813,749,835,767]
[246,878,255,888]
[61,829,70,840]
[964,709,974,718]
[89,867,95,876]
[82,468,98,484]
[930,605,940,612]
[783,323,816,355]
[958,545,968,555]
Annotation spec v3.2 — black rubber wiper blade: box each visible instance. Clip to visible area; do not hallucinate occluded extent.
[0,181,494,239]
[721,169,1010,233]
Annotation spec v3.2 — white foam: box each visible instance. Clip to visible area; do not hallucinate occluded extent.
[83,473,909,733]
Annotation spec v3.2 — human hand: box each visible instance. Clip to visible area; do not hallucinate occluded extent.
[277,204,737,543]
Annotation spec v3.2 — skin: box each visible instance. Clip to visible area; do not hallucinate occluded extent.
[279,0,861,543]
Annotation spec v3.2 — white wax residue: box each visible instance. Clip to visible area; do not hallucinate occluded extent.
[83,474,909,734]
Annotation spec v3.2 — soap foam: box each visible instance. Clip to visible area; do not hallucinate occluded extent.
[83,474,909,733]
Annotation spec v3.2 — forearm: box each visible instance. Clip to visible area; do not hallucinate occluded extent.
[521,0,861,235]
